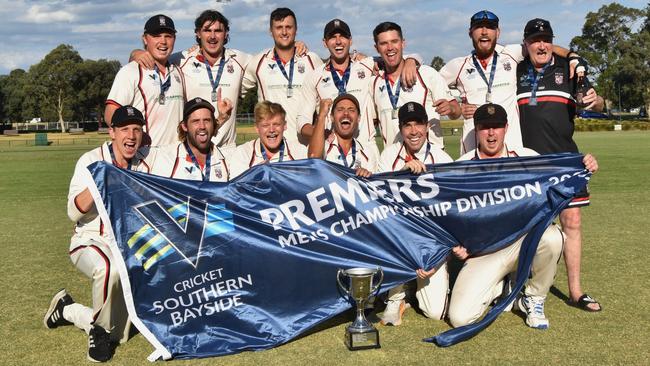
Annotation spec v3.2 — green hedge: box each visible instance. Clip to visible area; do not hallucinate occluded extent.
[574,118,649,131]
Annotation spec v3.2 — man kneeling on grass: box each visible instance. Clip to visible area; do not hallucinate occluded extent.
[44,106,151,362]
[450,103,598,329]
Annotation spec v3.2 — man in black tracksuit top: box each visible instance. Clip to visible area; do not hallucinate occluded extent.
[516,18,604,313]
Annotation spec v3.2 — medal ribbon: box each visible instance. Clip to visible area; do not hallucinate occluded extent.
[154,64,172,99]
[261,139,285,162]
[108,143,132,170]
[384,74,401,111]
[471,51,498,99]
[274,49,295,91]
[527,60,552,104]
[203,50,227,97]
[336,139,356,168]
[329,61,351,95]
[184,141,211,182]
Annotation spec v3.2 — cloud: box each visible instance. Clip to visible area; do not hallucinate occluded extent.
[22,4,76,23]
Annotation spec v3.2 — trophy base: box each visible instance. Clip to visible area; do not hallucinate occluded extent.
[345,328,380,351]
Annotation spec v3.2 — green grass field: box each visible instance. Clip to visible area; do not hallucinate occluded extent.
[1,131,648,365]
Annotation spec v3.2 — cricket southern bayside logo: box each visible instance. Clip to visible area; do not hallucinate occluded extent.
[128,198,234,270]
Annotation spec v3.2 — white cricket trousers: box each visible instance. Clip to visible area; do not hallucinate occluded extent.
[448,224,564,327]
[387,262,449,320]
[64,239,130,343]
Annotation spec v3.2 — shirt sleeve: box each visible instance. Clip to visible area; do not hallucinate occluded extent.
[106,63,137,106]
[67,154,98,223]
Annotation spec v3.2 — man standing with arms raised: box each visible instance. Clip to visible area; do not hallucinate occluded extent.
[243,8,323,143]
[517,18,604,312]
[105,15,185,146]
[371,22,460,149]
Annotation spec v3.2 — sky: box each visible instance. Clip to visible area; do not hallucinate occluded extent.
[0,0,646,75]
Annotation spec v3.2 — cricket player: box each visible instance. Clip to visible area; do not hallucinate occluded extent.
[440,10,587,155]
[452,103,563,329]
[105,14,185,147]
[371,22,460,149]
[44,106,151,362]
[377,102,453,326]
[516,18,604,312]
[229,101,307,178]
[308,93,378,175]
[242,8,323,144]
[149,96,234,182]
[131,10,252,149]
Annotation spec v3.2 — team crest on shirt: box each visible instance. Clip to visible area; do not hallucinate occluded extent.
[466,68,475,75]
[227,64,234,73]
[503,61,512,71]
[379,85,386,92]
[297,64,305,74]
[215,167,223,179]
[193,62,201,69]
[268,63,276,70]
[322,77,330,83]
[357,70,365,79]
[554,73,563,85]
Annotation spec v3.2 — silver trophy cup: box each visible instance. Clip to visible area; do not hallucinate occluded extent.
[336,267,384,350]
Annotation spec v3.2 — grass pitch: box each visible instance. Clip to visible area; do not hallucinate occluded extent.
[0,131,648,365]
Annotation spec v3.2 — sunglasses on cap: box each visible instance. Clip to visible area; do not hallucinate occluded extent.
[471,10,499,29]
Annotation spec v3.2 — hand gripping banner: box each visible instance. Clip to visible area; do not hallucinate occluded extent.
[84,153,590,360]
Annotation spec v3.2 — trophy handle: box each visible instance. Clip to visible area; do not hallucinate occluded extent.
[370,267,384,295]
[336,269,351,296]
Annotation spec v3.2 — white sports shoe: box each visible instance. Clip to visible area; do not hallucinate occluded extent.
[516,295,549,329]
[380,299,409,326]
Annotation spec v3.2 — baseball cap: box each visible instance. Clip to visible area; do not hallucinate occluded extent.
[144,14,177,34]
[470,10,499,29]
[331,93,360,112]
[112,106,145,127]
[473,103,508,126]
[183,97,215,121]
[323,19,351,39]
[398,102,428,127]
[524,18,553,40]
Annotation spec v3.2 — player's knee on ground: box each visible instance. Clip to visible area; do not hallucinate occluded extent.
[448,306,482,328]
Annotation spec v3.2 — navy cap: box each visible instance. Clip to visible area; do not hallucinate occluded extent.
[323,18,351,39]
[144,14,177,34]
[112,106,145,127]
[183,97,215,121]
[398,102,428,127]
[524,18,553,40]
[473,103,507,126]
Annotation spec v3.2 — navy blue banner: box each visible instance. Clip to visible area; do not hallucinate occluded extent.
[86,154,590,359]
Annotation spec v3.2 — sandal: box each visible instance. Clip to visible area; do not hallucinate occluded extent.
[569,293,602,312]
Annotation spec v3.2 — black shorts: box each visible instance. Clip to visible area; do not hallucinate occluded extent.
[568,185,590,207]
